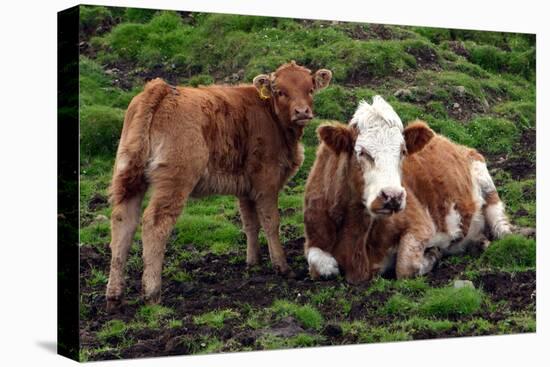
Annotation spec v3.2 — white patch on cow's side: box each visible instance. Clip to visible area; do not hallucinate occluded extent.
[470,160,511,239]
[446,204,463,241]
[350,96,406,214]
[426,205,460,251]
[307,247,339,277]
[485,201,512,239]
[471,160,496,195]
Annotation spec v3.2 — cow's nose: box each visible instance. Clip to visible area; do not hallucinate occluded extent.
[293,106,312,120]
[380,188,405,212]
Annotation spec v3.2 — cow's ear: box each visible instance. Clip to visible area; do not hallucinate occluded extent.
[253,74,272,99]
[313,69,332,91]
[318,124,355,154]
[404,120,434,154]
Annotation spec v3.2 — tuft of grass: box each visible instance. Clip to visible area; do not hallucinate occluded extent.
[89,268,108,287]
[97,319,127,342]
[271,300,324,330]
[493,101,535,130]
[168,319,183,329]
[193,309,239,329]
[188,74,215,87]
[467,117,519,154]
[480,235,536,270]
[419,287,483,317]
[381,294,416,317]
[136,305,174,328]
[80,105,124,158]
[456,318,493,334]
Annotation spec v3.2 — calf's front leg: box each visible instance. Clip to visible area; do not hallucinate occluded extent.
[255,193,291,275]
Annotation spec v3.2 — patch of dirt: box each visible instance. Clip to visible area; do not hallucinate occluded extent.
[405,44,440,69]
[447,41,470,58]
[88,193,109,211]
[490,128,536,180]
[80,237,535,360]
[476,271,536,311]
[446,93,487,122]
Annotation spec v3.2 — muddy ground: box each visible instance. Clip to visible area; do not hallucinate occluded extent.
[80,237,535,360]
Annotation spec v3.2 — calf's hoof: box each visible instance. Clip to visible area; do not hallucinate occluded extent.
[106,296,123,314]
[142,288,161,305]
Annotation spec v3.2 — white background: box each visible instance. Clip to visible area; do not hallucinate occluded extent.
[0,0,546,365]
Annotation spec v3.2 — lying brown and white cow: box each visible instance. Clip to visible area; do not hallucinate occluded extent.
[106,61,332,310]
[304,96,511,283]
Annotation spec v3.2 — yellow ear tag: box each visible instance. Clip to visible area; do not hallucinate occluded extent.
[259,85,271,100]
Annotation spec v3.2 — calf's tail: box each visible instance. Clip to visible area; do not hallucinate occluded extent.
[109,78,174,204]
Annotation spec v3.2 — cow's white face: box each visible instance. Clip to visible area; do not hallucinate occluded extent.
[351,96,407,217]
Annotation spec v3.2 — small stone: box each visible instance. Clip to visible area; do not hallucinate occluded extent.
[394,88,412,99]
[453,102,460,109]
[454,280,475,289]
[94,214,109,222]
[455,85,466,95]
[482,98,490,112]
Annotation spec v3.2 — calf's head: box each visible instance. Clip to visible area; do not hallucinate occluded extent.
[253,61,332,127]
[318,96,434,217]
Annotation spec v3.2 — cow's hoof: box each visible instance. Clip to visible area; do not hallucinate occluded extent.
[425,246,442,261]
[142,290,161,305]
[106,296,123,314]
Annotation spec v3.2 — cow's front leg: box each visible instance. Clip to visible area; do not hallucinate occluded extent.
[396,233,441,278]
[255,193,291,275]
[238,197,261,266]
[304,199,339,279]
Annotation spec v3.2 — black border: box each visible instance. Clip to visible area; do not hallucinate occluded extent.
[57,5,80,361]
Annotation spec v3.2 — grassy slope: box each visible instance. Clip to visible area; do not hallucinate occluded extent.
[78,6,536,361]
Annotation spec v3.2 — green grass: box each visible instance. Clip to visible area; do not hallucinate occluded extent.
[136,305,174,328]
[419,287,484,317]
[97,319,127,342]
[480,235,536,270]
[271,300,324,330]
[381,294,416,317]
[193,309,240,329]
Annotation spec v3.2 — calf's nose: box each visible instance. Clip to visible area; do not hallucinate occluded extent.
[380,188,405,212]
[293,106,313,120]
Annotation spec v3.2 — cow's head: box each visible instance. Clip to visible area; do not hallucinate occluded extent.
[318,96,434,218]
[253,61,332,128]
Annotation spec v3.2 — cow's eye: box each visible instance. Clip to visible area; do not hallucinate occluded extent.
[309,88,314,95]
[277,90,287,98]
[401,145,408,157]
[358,149,374,163]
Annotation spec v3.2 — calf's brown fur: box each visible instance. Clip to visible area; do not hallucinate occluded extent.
[106,62,332,310]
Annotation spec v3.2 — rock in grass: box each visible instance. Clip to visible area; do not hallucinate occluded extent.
[394,88,412,99]
[94,214,109,222]
[455,85,466,95]
[453,280,475,289]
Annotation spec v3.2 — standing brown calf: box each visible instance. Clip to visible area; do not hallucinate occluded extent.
[106,62,332,311]
[304,97,511,283]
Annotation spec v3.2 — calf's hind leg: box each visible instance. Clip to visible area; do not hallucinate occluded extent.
[141,160,206,304]
[106,190,145,312]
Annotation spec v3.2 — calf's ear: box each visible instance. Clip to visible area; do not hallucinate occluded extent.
[253,74,272,99]
[318,124,354,154]
[403,120,434,154]
[313,69,332,91]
